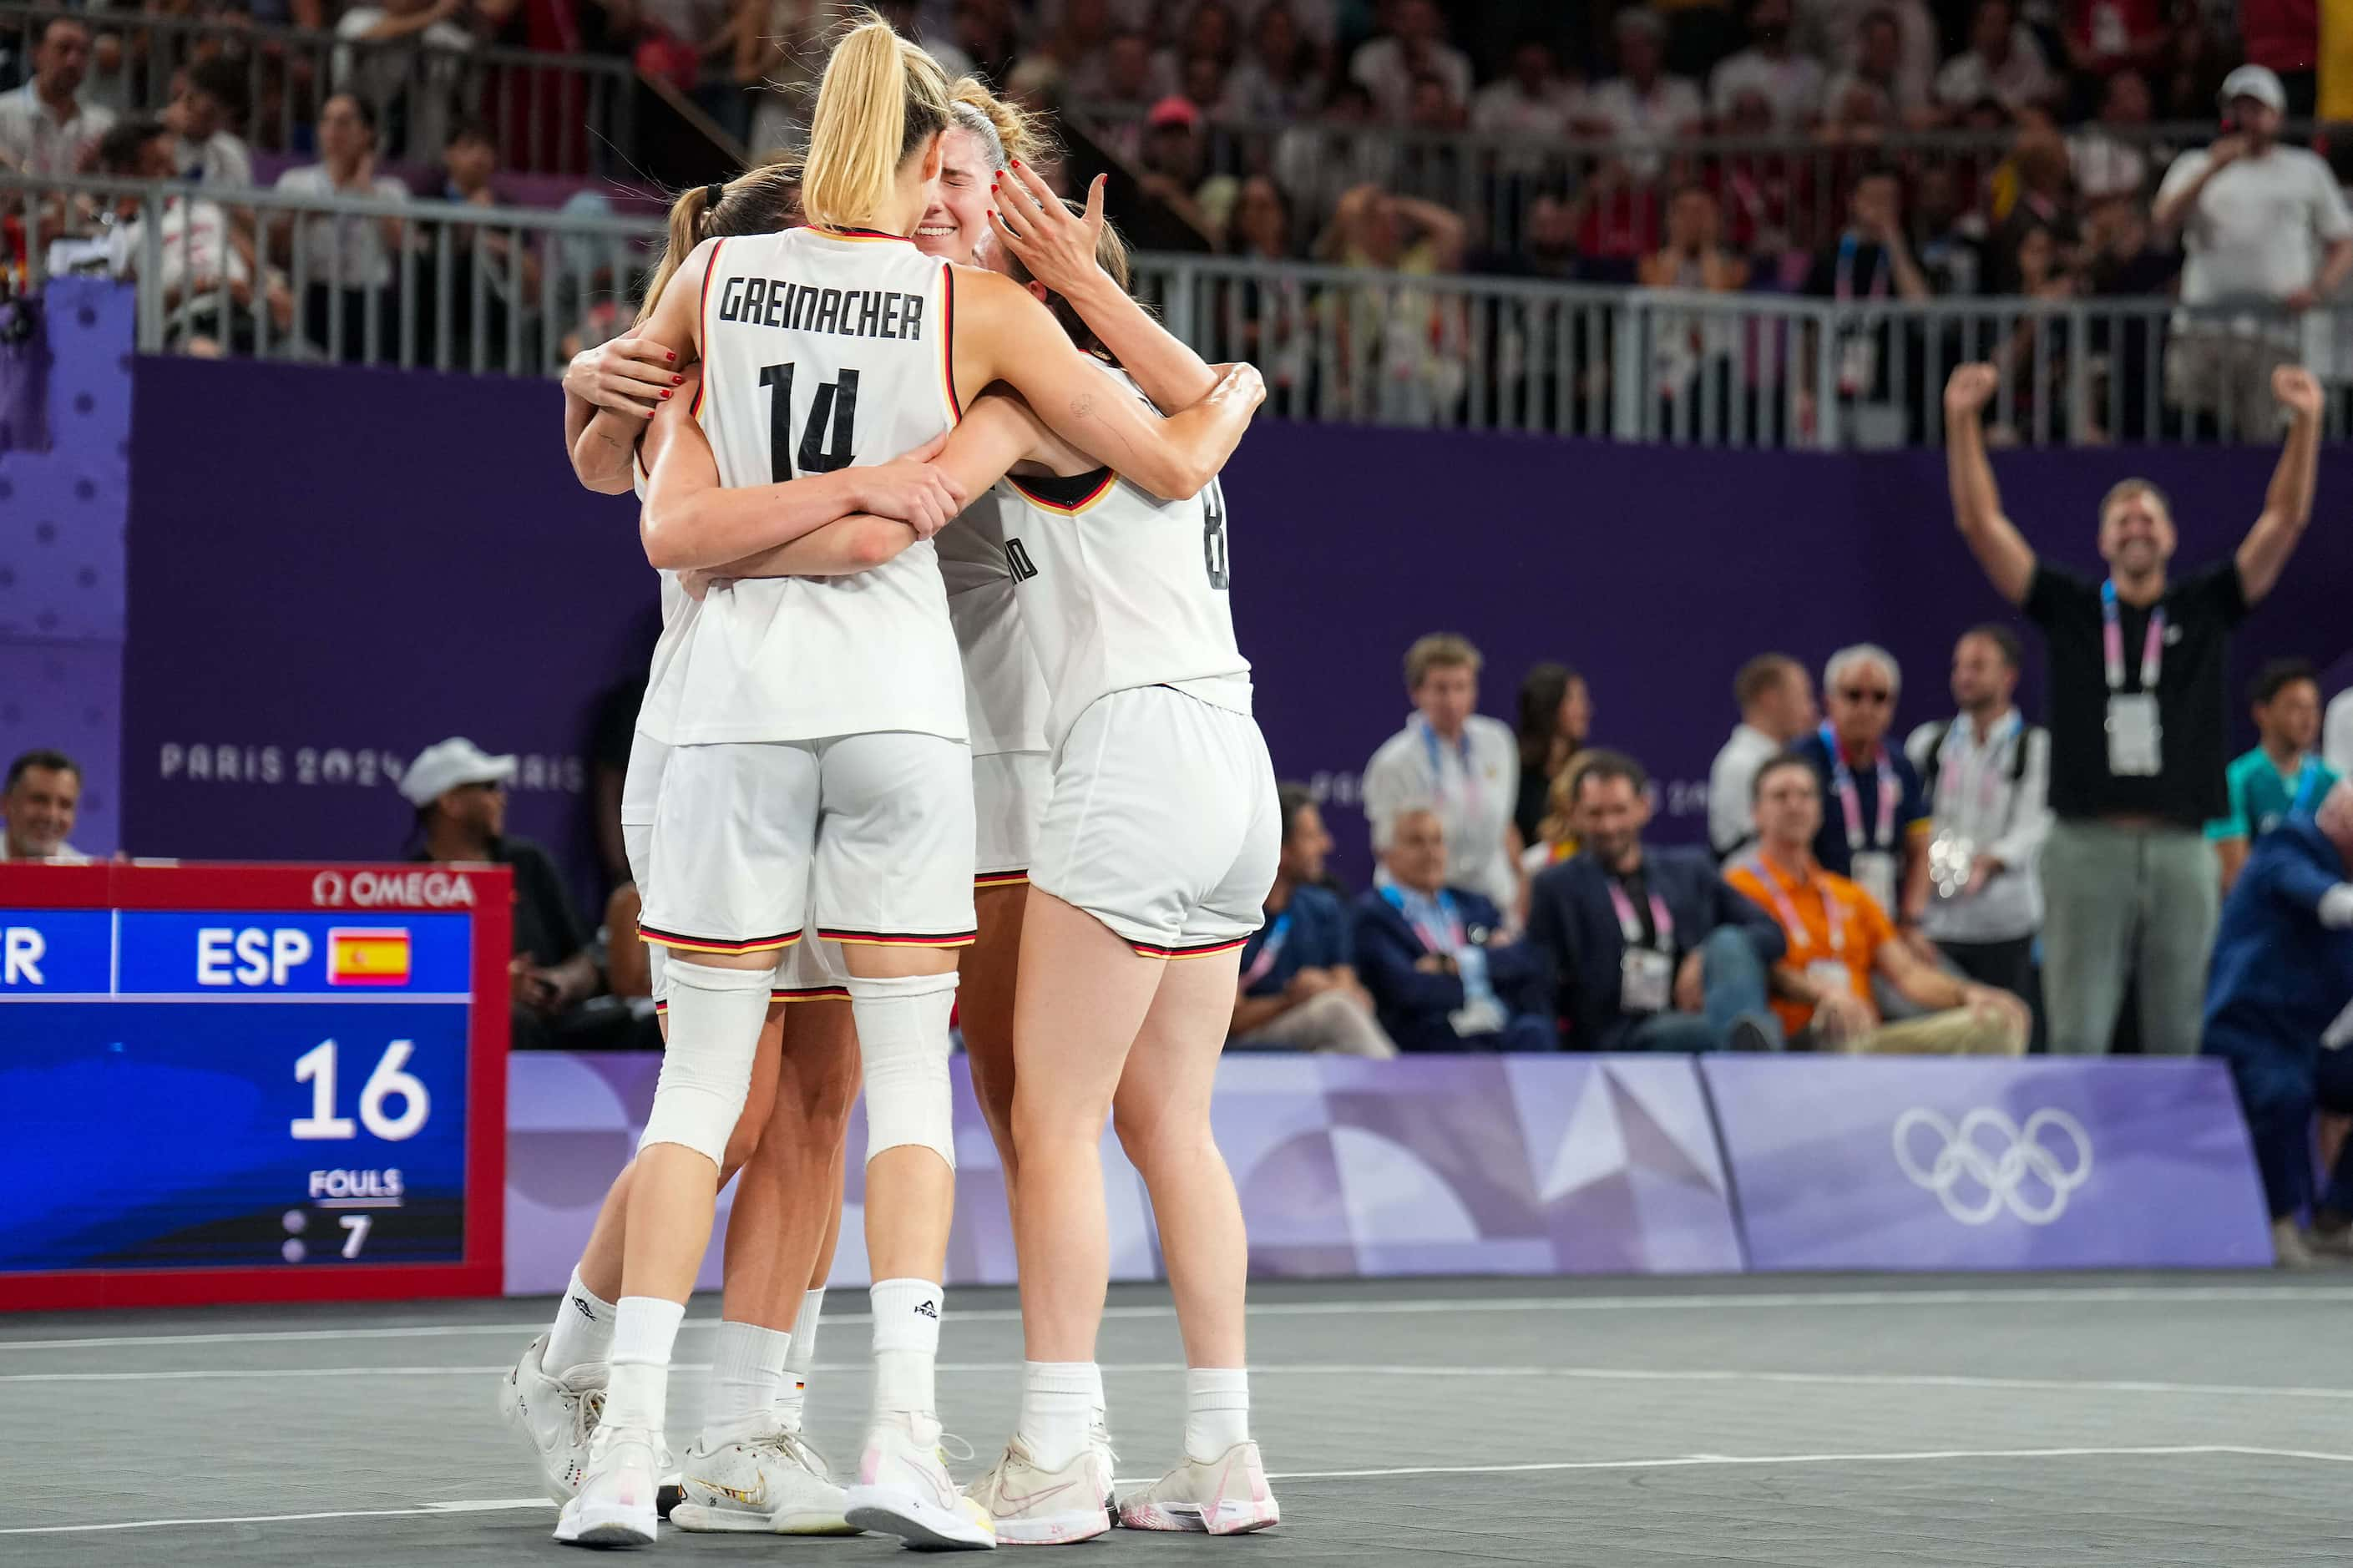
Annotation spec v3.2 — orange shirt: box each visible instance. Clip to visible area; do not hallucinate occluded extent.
[1725,852,1896,1037]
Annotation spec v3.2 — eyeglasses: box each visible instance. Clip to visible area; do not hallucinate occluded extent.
[1838,688,1892,705]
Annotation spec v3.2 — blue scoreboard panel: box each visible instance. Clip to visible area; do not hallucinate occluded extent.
[0,863,509,1309]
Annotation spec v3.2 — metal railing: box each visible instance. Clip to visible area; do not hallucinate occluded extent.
[0,3,636,175]
[1078,109,2241,255]
[11,175,2352,448]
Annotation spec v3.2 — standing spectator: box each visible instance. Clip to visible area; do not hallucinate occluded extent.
[2153,65,2353,442]
[1578,10,1706,175]
[1942,359,2326,1055]
[1903,625,2052,1006]
[1273,82,1396,226]
[2063,0,2167,83]
[1728,755,2031,1054]
[1349,0,1471,122]
[0,18,114,176]
[1932,0,2056,119]
[273,94,409,362]
[1641,185,1753,438]
[1794,644,1932,928]
[1230,785,1399,1058]
[1525,751,1784,1053]
[1364,633,1520,915]
[2209,658,2340,893]
[428,117,541,372]
[1511,661,1592,849]
[1351,807,1553,1053]
[1710,652,1819,858]
[2238,0,2320,120]
[334,0,474,159]
[2201,778,2353,1267]
[1709,0,1825,131]
[402,737,601,1051]
[1,750,90,863]
[1471,38,1577,142]
[1818,8,1933,128]
[164,58,256,188]
[2067,69,2155,205]
[1222,1,1324,122]
[1317,183,1467,423]
[1799,165,1932,443]
[1909,164,1986,297]
[1133,95,1216,242]
[1802,0,1937,115]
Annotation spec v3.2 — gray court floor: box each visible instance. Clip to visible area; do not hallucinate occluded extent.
[3,1274,2349,1565]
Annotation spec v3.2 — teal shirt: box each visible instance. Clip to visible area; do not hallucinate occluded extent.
[2206,747,2340,842]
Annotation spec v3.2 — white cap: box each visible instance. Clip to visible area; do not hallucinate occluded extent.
[398,736,516,808]
[2219,64,2285,114]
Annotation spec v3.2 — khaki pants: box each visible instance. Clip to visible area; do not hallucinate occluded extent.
[1804,1003,2026,1056]
[1239,988,1399,1059]
[2041,818,2218,1056]
[2165,328,2295,443]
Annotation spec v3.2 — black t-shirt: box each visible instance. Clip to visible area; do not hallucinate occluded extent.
[412,835,586,968]
[2022,560,2249,827]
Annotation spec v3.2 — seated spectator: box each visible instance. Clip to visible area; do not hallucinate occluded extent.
[1230,785,1398,1058]
[164,58,256,188]
[2,749,91,863]
[1794,643,1931,928]
[1273,82,1396,225]
[1478,191,1580,282]
[1349,0,1471,122]
[1818,8,1932,129]
[1803,0,1937,114]
[2063,0,2167,83]
[1932,0,2055,119]
[1027,0,1114,101]
[1526,751,1784,1053]
[1576,10,1705,177]
[1404,69,1465,134]
[1521,756,1591,873]
[1709,0,1824,132]
[2202,778,2353,1268]
[402,736,602,1050]
[1512,662,1592,849]
[1908,164,1985,297]
[1132,95,1215,245]
[2210,659,2340,893]
[1989,120,2077,268]
[1223,1,1325,122]
[1364,633,1519,915]
[1352,807,1553,1053]
[1709,652,1819,858]
[1472,38,1578,142]
[2067,69,2155,205]
[272,94,410,362]
[0,18,114,176]
[428,118,542,372]
[86,119,291,357]
[1728,755,2030,1054]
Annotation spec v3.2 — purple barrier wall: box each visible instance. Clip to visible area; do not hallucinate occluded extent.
[120,359,2352,894]
[1703,1055,2272,1271]
[504,1051,1741,1293]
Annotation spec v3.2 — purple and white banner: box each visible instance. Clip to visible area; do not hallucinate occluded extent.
[1703,1056,2273,1271]
[503,1051,1742,1294]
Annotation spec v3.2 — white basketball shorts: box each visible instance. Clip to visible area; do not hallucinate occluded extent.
[972,749,1050,887]
[1030,685,1278,959]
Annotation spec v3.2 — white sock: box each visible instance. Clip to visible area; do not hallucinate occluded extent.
[605,1296,687,1436]
[1184,1368,1249,1463]
[869,1277,944,1423]
[1084,1362,1106,1433]
[1017,1361,1097,1470]
[777,1287,823,1433]
[705,1321,791,1449]
[545,1265,615,1377]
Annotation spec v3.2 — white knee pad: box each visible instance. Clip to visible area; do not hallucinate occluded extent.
[849,970,959,1169]
[640,958,777,1166]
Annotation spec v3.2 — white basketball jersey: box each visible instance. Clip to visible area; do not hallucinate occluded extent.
[669,228,967,745]
[1001,365,1252,751]
[630,464,696,745]
[937,488,1051,756]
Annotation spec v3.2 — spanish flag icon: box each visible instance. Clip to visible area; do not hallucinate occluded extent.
[329,928,412,986]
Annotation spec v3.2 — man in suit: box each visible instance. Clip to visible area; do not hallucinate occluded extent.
[1526,751,1786,1053]
[1231,784,1397,1056]
[1351,806,1554,1052]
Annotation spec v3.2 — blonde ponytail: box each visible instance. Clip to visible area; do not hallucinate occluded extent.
[949,76,1046,170]
[801,8,951,232]
[636,165,799,325]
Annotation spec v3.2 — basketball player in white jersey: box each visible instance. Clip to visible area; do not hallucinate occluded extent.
[565,13,1265,1551]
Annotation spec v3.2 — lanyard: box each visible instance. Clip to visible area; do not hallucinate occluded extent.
[1834,232,1890,304]
[1606,876,1674,953]
[1819,722,1898,851]
[1239,912,1291,989]
[1753,861,1845,957]
[1382,884,1465,954]
[2100,579,2165,692]
[1938,713,2022,830]
[1420,720,1480,815]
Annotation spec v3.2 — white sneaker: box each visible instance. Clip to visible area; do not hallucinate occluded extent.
[1116,1442,1279,1535]
[553,1424,660,1548]
[670,1428,857,1535]
[1090,1419,1118,1520]
[965,1436,1111,1545]
[497,1335,604,1502]
[843,1413,997,1550]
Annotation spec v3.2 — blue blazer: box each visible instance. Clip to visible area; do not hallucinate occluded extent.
[1524,847,1787,1051]
[1349,886,1548,1053]
[1237,883,1353,999]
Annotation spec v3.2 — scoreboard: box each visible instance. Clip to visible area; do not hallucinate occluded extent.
[0,862,509,1310]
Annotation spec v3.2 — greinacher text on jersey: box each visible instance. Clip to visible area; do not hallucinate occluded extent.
[713,275,928,341]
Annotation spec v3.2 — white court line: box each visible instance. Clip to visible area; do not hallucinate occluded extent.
[6,1445,2347,1537]
[7,1360,2349,1404]
[5,1283,2348,1354]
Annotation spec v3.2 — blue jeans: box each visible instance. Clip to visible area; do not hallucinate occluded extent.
[1622,928,1783,1053]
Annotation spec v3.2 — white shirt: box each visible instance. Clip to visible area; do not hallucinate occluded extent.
[2158,143,2353,308]
[3,837,89,863]
[1933,31,2054,110]
[1708,721,1782,857]
[1905,712,2051,944]
[1362,712,1519,913]
[937,488,1051,757]
[119,196,246,297]
[671,228,966,746]
[273,164,409,289]
[1710,48,1825,129]
[175,129,256,189]
[1799,0,1937,112]
[2324,688,2353,781]
[1349,35,1473,120]
[2068,127,2150,203]
[1584,74,1705,142]
[1470,78,1573,138]
[0,81,114,176]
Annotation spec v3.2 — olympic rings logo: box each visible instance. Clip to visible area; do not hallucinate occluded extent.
[1890,1107,2092,1227]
